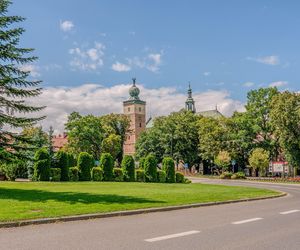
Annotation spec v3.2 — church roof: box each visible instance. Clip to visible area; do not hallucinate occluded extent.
[197,109,223,118]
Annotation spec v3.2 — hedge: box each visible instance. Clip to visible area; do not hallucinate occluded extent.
[55,151,69,181]
[77,152,94,181]
[144,154,157,182]
[33,148,50,181]
[175,172,185,183]
[69,167,79,181]
[162,157,175,183]
[100,153,114,181]
[50,168,61,181]
[157,170,166,183]
[113,168,124,182]
[136,169,145,182]
[91,167,103,181]
[121,155,135,181]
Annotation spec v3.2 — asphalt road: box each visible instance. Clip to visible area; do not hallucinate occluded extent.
[0,178,300,250]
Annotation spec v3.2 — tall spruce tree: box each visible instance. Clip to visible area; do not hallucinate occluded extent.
[0,0,44,161]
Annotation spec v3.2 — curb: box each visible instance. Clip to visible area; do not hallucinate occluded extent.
[0,192,286,229]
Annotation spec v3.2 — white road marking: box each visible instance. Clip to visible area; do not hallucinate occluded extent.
[145,230,200,242]
[232,217,263,225]
[280,209,299,215]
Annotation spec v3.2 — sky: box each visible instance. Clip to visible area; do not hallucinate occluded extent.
[8,0,300,132]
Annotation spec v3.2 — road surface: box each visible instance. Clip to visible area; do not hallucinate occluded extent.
[0,178,299,250]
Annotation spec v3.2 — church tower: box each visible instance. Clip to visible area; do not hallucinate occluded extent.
[123,78,146,155]
[185,83,196,113]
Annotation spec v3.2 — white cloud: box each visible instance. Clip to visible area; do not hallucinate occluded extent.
[269,81,288,87]
[19,64,41,77]
[203,72,211,76]
[112,62,131,72]
[60,20,74,32]
[243,81,255,87]
[26,83,244,133]
[247,55,280,65]
[69,42,105,71]
[147,53,162,72]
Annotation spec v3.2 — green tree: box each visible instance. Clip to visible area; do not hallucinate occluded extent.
[100,113,130,162]
[33,148,50,181]
[144,154,157,182]
[100,153,114,181]
[55,150,69,181]
[249,148,270,177]
[47,126,54,163]
[101,134,122,160]
[162,157,175,183]
[270,91,300,171]
[77,152,94,181]
[245,87,279,158]
[0,0,44,162]
[121,155,135,181]
[65,114,105,159]
[214,151,231,172]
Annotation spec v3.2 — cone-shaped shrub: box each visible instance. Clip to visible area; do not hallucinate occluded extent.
[77,152,94,181]
[91,167,103,181]
[50,168,61,181]
[55,151,69,181]
[136,169,145,182]
[144,154,157,182]
[100,153,114,181]
[162,157,175,183]
[139,157,146,169]
[33,148,50,181]
[69,167,79,181]
[121,155,135,181]
[157,170,166,183]
[175,172,185,183]
[113,168,124,182]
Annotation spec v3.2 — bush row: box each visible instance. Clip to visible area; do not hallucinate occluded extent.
[33,149,189,184]
[220,171,246,180]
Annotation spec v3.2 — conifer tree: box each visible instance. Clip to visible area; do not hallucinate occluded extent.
[0,0,44,161]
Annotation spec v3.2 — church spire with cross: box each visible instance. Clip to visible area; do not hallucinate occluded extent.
[185,82,196,113]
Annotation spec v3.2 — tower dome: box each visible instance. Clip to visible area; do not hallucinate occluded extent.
[129,78,140,100]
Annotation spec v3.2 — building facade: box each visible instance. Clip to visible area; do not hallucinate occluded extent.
[123,78,146,155]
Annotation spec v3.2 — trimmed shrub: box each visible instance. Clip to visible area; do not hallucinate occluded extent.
[55,151,69,181]
[139,157,146,169]
[0,160,27,181]
[175,172,185,183]
[67,153,77,168]
[69,167,79,181]
[33,148,50,181]
[50,168,61,181]
[157,170,166,183]
[113,168,124,182]
[162,157,175,183]
[220,172,232,179]
[231,172,246,179]
[136,169,145,182]
[77,152,94,181]
[100,153,114,181]
[144,154,157,182]
[91,167,104,181]
[121,155,135,181]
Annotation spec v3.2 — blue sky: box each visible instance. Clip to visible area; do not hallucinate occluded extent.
[8,1,300,131]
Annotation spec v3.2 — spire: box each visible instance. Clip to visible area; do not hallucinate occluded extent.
[132,77,136,86]
[185,82,196,113]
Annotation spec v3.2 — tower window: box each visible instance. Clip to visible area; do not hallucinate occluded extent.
[128,107,130,112]
[139,107,142,112]
[139,123,142,127]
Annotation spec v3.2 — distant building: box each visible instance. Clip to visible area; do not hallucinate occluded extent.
[123,78,146,155]
[185,84,223,118]
[52,133,68,152]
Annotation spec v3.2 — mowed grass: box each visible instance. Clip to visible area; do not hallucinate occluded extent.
[0,182,279,222]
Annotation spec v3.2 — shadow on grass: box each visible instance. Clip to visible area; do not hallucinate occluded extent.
[0,188,164,205]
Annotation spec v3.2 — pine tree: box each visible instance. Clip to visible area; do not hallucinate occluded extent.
[0,0,44,161]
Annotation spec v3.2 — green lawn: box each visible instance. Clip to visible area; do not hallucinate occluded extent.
[0,182,279,222]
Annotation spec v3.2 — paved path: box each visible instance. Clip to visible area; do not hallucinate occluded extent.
[1,178,299,250]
